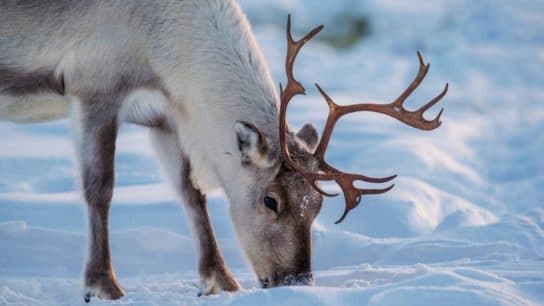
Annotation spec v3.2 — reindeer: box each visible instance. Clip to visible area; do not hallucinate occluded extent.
[0,0,447,302]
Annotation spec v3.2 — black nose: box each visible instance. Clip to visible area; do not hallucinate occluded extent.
[262,272,313,288]
[259,278,270,289]
[281,272,314,286]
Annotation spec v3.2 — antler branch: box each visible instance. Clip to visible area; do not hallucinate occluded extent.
[314,52,448,161]
[279,15,323,165]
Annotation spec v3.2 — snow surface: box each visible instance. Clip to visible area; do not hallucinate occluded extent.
[1,0,543,305]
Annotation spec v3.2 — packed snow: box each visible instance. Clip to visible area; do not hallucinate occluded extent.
[1,0,543,305]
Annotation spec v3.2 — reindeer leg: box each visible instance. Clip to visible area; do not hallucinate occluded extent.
[181,157,240,296]
[72,97,124,302]
[150,128,240,295]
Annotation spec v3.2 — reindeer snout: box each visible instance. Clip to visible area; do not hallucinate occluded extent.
[276,272,314,287]
[260,272,314,288]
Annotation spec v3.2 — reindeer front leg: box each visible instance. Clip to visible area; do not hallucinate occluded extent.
[72,99,124,302]
[150,128,240,295]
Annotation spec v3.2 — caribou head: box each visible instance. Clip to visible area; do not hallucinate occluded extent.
[232,15,447,288]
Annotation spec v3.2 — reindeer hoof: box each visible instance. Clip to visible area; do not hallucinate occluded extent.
[84,271,125,302]
[197,269,240,296]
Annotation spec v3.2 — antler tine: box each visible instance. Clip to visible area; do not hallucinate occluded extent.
[391,51,430,109]
[334,180,395,224]
[416,83,448,122]
[282,14,324,102]
[320,160,397,183]
[313,83,341,162]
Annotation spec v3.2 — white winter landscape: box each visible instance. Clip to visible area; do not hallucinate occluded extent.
[1,0,543,305]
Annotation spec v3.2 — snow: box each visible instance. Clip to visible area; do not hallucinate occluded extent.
[1,0,543,305]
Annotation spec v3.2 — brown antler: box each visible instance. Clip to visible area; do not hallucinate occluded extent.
[279,16,448,223]
[278,15,327,192]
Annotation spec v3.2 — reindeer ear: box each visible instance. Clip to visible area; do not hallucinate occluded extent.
[234,121,270,167]
[296,123,318,152]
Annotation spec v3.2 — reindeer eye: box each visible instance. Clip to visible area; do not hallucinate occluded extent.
[263,195,278,213]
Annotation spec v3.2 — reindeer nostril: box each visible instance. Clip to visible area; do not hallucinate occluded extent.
[296,272,314,286]
[259,278,270,289]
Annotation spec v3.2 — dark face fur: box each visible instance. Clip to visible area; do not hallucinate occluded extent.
[233,121,323,288]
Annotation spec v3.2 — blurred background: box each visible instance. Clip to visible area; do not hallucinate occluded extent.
[0,0,542,305]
